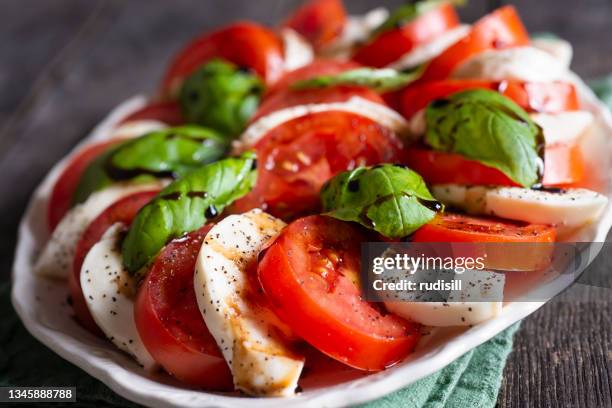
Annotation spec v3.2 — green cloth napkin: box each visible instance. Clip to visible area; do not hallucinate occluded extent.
[0,282,518,407]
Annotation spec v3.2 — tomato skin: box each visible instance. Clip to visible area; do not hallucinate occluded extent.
[266,59,360,96]
[283,0,347,50]
[233,111,404,219]
[119,101,184,126]
[258,215,421,371]
[542,142,585,187]
[404,147,520,186]
[420,6,529,82]
[412,213,556,243]
[135,225,233,390]
[353,2,460,68]
[69,190,159,336]
[400,80,579,119]
[161,22,285,96]
[48,139,121,232]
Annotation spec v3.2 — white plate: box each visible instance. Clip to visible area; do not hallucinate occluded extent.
[11,78,612,407]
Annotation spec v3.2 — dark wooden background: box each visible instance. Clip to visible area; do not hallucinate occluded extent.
[1,1,611,407]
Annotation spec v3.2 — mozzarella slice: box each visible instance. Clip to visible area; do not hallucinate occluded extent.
[532,37,573,68]
[451,46,572,83]
[110,120,168,139]
[195,209,304,396]
[320,7,389,59]
[387,25,470,71]
[531,111,594,145]
[238,96,411,149]
[281,28,314,71]
[35,182,164,279]
[81,223,156,370]
[432,184,609,227]
[386,299,502,327]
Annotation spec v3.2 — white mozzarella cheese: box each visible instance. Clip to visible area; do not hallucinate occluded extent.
[110,120,168,139]
[432,184,609,227]
[80,223,157,370]
[195,209,304,396]
[281,28,314,71]
[238,96,411,150]
[532,37,573,68]
[386,299,503,327]
[387,25,470,71]
[451,46,572,83]
[531,111,594,145]
[35,182,164,279]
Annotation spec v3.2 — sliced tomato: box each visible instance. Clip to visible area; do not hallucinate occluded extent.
[119,101,184,126]
[161,22,285,96]
[420,6,529,82]
[283,0,347,50]
[543,142,585,187]
[48,139,122,232]
[135,225,233,390]
[266,59,360,96]
[253,86,384,121]
[69,190,159,335]
[412,213,556,243]
[353,2,460,68]
[400,79,580,119]
[258,215,421,370]
[232,111,404,219]
[404,147,520,186]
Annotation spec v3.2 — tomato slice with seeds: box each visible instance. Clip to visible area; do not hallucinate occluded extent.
[48,139,122,232]
[233,111,404,219]
[420,6,529,82]
[353,2,460,68]
[283,0,347,50]
[258,215,421,371]
[135,225,233,390]
[70,190,160,335]
[119,101,184,126]
[161,22,285,96]
[399,79,579,119]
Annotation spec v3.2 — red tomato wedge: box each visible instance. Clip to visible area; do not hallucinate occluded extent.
[420,6,529,82]
[400,79,580,119]
[161,22,285,96]
[283,0,347,50]
[258,215,421,370]
[119,101,184,126]
[543,142,585,187]
[135,225,233,390]
[232,111,404,219]
[70,190,159,336]
[404,147,520,186]
[253,86,384,122]
[48,139,121,232]
[353,2,460,68]
[266,59,360,96]
[412,213,556,243]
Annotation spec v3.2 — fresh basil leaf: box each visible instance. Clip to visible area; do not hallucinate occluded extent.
[372,0,464,38]
[292,67,421,92]
[180,59,264,138]
[321,164,442,238]
[121,151,257,276]
[72,126,228,205]
[425,89,544,187]
[589,74,612,112]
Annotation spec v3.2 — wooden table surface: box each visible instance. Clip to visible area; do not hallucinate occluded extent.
[1,1,611,406]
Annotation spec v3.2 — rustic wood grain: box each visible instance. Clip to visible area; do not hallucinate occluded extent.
[0,1,610,407]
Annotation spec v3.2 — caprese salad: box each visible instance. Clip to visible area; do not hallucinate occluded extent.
[34,0,609,398]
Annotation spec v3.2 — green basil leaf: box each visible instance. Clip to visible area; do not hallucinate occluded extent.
[589,74,612,112]
[180,59,264,138]
[321,164,442,238]
[425,89,544,187]
[372,0,465,38]
[121,151,257,276]
[292,67,421,93]
[72,126,228,205]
